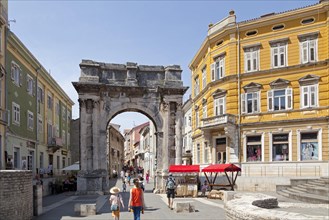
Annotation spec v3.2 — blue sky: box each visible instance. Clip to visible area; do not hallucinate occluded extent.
[8,0,317,131]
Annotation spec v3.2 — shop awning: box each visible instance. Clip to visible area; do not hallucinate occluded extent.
[169,165,200,173]
[202,163,241,173]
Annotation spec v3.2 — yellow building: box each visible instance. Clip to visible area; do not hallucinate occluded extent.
[189,0,329,180]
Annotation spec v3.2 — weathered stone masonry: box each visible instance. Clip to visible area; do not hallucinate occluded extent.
[72,60,188,194]
[0,171,33,220]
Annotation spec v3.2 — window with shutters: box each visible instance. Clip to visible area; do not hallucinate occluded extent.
[195,109,199,128]
[241,92,260,114]
[12,102,20,125]
[47,94,53,110]
[271,43,287,68]
[202,67,206,89]
[27,111,34,131]
[214,97,226,116]
[37,86,44,103]
[27,75,34,96]
[204,142,209,164]
[244,47,259,72]
[38,117,43,134]
[11,62,21,86]
[211,56,225,81]
[300,38,317,64]
[202,105,207,119]
[56,102,60,116]
[194,77,200,97]
[267,88,293,111]
[301,84,318,108]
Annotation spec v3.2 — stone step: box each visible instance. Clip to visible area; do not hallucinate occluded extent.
[309,179,326,185]
[305,181,326,187]
[286,187,305,194]
[291,186,307,192]
[280,189,329,204]
[307,186,329,197]
[276,189,290,198]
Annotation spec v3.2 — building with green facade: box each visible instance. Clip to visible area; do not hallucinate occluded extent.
[5,30,74,176]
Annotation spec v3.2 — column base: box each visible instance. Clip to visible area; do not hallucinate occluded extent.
[77,170,109,195]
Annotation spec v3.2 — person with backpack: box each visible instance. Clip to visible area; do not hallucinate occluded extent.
[109,186,125,220]
[165,173,176,210]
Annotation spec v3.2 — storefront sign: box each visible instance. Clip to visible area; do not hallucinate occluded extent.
[61,150,68,156]
[273,134,288,142]
[216,138,226,145]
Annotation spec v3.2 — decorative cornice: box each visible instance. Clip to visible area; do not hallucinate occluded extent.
[269,78,290,89]
[298,74,320,85]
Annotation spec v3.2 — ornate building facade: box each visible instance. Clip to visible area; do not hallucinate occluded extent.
[189,0,329,180]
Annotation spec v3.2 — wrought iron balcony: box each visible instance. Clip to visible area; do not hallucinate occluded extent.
[47,137,63,153]
[200,114,235,129]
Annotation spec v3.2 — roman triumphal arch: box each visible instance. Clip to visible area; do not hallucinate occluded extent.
[72,60,188,194]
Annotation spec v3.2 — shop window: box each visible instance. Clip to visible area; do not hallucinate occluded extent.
[216,138,226,164]
[300,132,318,161]
[272,134,289,161]
[246,136,262,162]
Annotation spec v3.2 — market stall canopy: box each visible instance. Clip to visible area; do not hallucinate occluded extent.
[62,161,80,171]
[201,163,241,173]
[169,165,200,173]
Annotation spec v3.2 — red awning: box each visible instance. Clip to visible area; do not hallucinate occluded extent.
[169,165,200,173]
[201,164,241,173]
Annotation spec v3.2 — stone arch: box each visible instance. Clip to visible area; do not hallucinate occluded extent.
[106,103,163,132]
[73,60,187,194]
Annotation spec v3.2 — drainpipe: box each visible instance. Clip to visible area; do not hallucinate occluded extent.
[35,66,41,175]
[236,23,241,163]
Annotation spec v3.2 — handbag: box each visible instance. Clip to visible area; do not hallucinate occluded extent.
[111,204,118,211]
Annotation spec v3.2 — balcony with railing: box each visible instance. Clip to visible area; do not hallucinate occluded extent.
[47,137,63,153]
[200,114,236,129]
[0,108,7,125]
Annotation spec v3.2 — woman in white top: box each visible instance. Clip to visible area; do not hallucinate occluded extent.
[109,186,125,220]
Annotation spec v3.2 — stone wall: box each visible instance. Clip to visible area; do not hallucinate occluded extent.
[70,119,80,164]
[0,170,33,220]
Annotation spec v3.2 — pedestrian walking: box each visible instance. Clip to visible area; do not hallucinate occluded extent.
[145,170,150,184]
[127,173,131,186]
[109,186,125,220]
[122,181,127,192]
[165,173,176,210]
[201,180,208,197]
[128,178,145,220]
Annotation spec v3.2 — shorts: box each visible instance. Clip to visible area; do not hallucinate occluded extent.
[112,209,120,217]
[166,189,175,198]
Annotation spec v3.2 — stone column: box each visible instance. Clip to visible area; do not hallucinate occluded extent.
[92,99,100,169]
[175,102,182,165]
[79,99,88,171]
[161,101,170,172]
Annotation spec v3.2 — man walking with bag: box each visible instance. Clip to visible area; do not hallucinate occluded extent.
[165,173,176,210]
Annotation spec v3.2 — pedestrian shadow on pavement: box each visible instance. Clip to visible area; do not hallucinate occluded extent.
[145,207,159,212]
